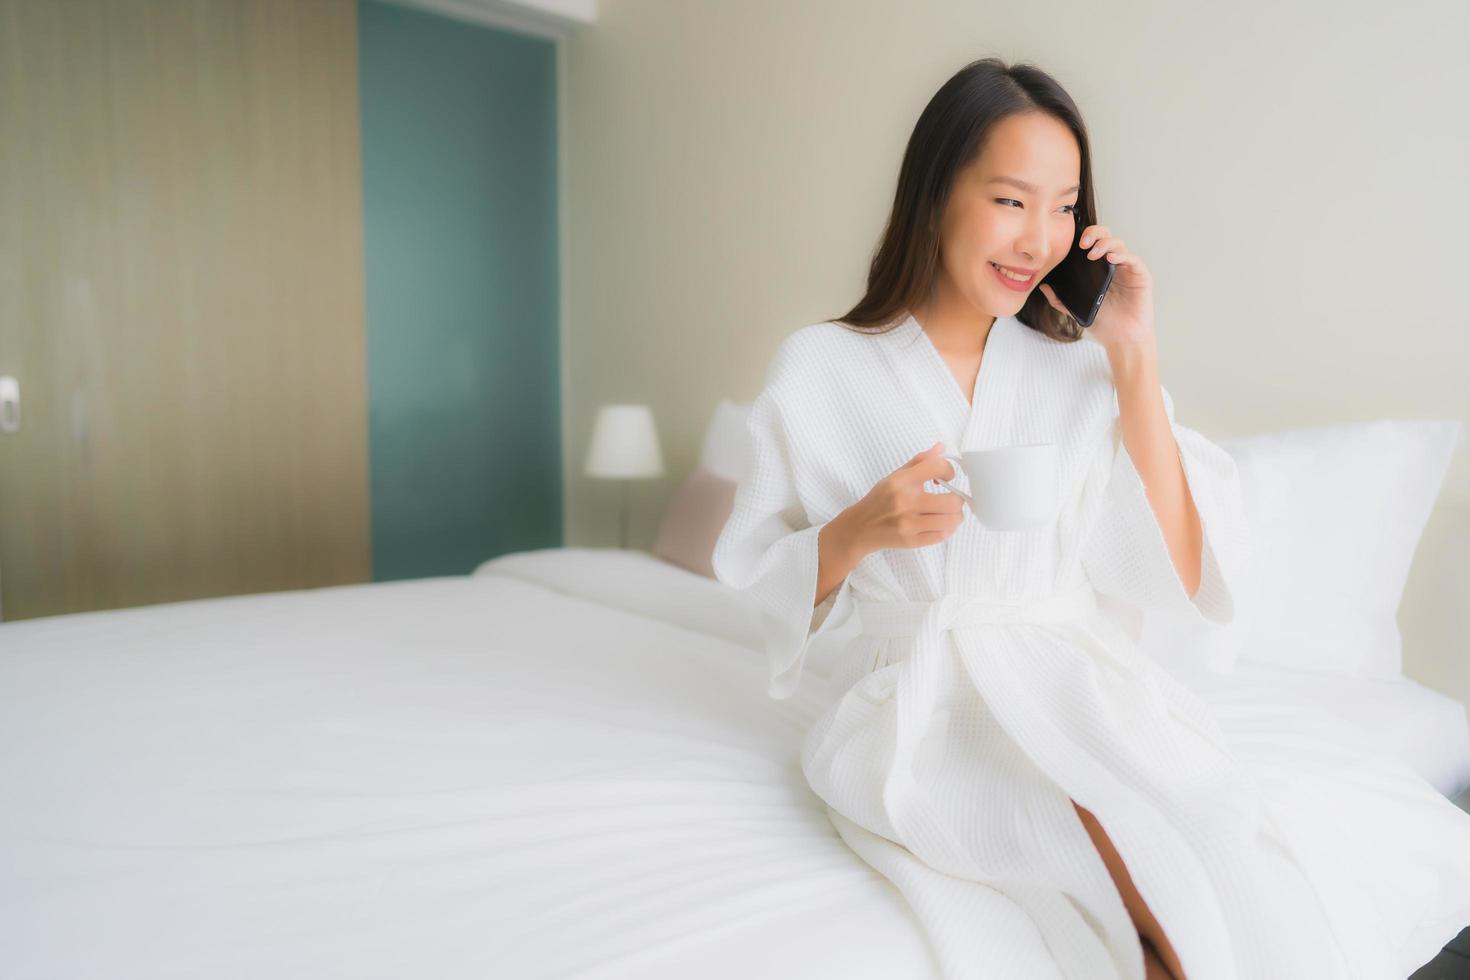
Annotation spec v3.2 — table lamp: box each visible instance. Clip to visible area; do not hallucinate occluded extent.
[584,404,666,549]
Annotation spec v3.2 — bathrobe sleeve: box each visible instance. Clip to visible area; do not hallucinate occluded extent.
[711,385,859,700]
[1081,384,1252,627]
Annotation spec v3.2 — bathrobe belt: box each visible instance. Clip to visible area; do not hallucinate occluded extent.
[849,585,1101,863]
[853,585,1100,643]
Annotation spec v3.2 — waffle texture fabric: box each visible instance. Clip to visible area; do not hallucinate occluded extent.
[713,312,1470,979]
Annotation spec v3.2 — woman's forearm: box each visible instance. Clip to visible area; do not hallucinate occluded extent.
[815,509,866,607]
[1108,343,1204,597]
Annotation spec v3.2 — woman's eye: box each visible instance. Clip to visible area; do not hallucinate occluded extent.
[996,198,1080,215]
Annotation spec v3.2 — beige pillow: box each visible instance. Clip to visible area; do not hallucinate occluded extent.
[651,465,738,578]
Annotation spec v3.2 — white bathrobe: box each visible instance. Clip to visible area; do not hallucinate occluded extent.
[712,311,1470,980]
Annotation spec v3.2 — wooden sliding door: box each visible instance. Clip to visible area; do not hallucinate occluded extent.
[0,0,371,620]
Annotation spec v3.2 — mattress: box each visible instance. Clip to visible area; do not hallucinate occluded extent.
[1,546,1466,979]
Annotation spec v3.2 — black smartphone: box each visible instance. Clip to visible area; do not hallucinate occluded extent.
[1039,217,1115,328]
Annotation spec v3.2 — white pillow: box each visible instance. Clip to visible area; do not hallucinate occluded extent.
[1141,419,1460,680]
[699,399,752,482]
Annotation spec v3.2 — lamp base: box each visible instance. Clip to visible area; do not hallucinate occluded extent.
[619,480,629,549]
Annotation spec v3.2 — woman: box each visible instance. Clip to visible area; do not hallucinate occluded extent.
[712,58,1470,979]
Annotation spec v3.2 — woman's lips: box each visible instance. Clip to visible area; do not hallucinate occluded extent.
[989,260,1035,292]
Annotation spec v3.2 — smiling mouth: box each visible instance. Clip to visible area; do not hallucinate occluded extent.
[987,260,1034,279]
[989,261,1036,284]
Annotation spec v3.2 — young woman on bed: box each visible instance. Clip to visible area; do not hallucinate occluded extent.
[712,57,1470,980]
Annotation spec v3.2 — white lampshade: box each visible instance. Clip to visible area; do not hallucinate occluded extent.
[584,404,665,479]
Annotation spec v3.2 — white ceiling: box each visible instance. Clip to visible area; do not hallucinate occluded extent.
[384,0,595,40]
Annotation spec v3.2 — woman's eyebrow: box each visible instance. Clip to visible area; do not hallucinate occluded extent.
[986,176,1081,194]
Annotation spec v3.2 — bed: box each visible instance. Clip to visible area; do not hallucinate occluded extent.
[1,544,1467,980]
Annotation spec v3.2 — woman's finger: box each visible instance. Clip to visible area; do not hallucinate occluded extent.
[1079,225,1109,248]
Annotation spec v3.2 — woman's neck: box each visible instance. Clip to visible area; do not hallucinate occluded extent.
[912,294,996,357]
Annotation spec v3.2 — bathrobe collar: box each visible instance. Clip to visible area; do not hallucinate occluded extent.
[874,311,1022,452]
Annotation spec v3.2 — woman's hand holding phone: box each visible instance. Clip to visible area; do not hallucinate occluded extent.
[1038,222,1157,353]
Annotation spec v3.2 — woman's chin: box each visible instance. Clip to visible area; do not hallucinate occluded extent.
[968,281,1029,319]
[989,288,1031,313]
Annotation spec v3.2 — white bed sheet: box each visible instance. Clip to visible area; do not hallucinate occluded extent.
[0,563,934,980]
[1180,658,1470,801]
[2,546,1467,980]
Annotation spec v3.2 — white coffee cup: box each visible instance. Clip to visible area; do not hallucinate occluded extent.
[934,443,1059,531]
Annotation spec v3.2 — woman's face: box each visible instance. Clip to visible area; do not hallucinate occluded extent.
[935,112,1082,318]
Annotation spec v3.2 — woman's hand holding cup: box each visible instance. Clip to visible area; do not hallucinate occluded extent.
[836,442,966,555]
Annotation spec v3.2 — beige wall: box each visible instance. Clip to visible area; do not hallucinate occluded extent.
[561,0,1470,701]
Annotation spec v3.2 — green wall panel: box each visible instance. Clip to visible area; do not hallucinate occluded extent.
[359,0,561,580]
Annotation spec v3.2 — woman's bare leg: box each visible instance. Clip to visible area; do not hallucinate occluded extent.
[1072,799,1188,980]
[1142,934,1173,980]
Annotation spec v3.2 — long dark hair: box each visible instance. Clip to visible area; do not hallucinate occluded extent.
[831,58,1097,344]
